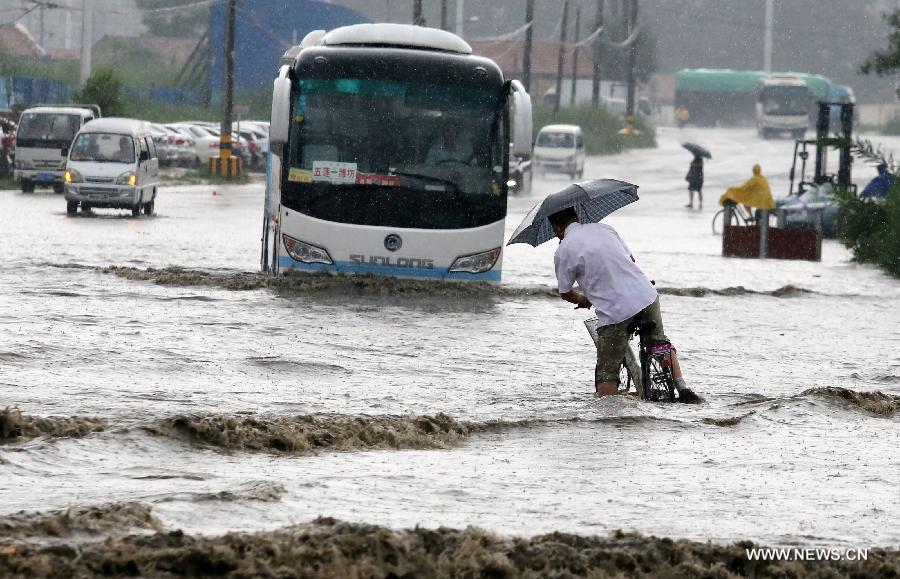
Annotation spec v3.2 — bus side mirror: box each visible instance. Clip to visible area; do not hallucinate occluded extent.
[269,65,291,151]
[508,79,533,157]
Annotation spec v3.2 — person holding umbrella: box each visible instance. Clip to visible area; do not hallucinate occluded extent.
[508,180,700,402]
[682,143,711,210]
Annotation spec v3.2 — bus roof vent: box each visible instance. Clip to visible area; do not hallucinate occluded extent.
[322,23,472,54]
[300,30,326,49]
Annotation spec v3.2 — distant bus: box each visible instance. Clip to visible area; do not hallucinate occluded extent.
[262,23,532,282]
[675,68,830,127]
[755,75,811,139]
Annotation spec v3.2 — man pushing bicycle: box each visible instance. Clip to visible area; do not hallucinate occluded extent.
[548,207,699,402]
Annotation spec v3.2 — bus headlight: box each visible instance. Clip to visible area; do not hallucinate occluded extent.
[449,248,501,274]
[116,171,137,186]
[283,234,333,265]
[64,169,82,183]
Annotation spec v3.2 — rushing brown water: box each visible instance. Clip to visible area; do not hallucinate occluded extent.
[2,128,899,576]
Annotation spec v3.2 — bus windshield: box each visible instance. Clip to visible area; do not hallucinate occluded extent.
[283,77,506,230]
[17,113,81,145]
[760,86,809,116]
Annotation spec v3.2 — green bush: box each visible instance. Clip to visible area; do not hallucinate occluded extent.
[834,184,900,276]
[533,104,656,155]
[833,138,900,277]
[73,68,125,116]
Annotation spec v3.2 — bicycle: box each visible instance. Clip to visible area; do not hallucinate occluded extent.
[584,317,678,402]
[711,201,756,235]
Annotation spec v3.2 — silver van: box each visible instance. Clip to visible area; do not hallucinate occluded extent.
[64,118,160,217]
[533,124,585,179]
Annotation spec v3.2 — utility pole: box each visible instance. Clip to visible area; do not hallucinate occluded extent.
[763,0,774,72]
[455,0,465,37]
[620,0,638,134]
[217,0,237,176]
[554,0,570,113]
[413,0,425,25]
[592,0,603,107]
[440,0,448,30]
[79,0,93,85]
[522,0,534,92]
[570,3,581,107]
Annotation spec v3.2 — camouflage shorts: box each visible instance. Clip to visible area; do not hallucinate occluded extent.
[595,298,667,383]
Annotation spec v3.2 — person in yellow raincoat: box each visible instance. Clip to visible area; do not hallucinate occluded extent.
[719,164,775,217]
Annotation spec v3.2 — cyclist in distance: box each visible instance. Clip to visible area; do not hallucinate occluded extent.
[549,207,699,402]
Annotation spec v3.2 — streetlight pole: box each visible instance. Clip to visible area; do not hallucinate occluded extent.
[455,0,465,37]
[218,0,236,176]
[592,0,603,107]
[554,0,570,113]
[413,0,425,26]
[620,0,638,135]
[570,3,581,107]
[763,0,774,73]
[79,0,93,85]
[522,0,534,92]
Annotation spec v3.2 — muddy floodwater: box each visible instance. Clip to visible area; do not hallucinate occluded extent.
[2,128,899,570]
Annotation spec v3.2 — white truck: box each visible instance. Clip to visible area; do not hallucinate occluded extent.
[755,75,810,139]
[14,106,99,193]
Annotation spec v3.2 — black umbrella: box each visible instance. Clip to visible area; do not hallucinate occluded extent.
[507,179,639,247]
[682,142,711,159]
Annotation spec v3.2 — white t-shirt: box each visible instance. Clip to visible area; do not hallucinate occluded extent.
[554,222,657,326]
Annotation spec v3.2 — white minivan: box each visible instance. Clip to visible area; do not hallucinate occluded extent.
[533,124,585,179]
[64,118,160,217]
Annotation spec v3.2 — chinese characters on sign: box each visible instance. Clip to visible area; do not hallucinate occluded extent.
[312,161,358,184]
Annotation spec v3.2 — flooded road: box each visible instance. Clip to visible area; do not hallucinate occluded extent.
[2,127,899,553]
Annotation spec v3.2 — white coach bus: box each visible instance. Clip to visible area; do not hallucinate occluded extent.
[261,23,532,282]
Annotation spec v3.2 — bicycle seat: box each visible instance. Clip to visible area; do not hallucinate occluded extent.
[627,319,656,336]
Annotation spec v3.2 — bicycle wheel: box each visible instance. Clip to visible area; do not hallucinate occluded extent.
[641,345,677,402]
[712,209,725,235]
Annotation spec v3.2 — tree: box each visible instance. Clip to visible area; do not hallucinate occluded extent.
[73,68,125,117]
[137,0,207,37]
[861,8,900,94]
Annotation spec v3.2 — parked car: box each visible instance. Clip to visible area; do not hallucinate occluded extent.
[64,118,160,217]
[149,123,177,166]
[168,123,220,166]
[163,125,196,166]
[242,121,269,155]
[204,126,252,168]
[533,124,585,179]
[237,128,263,170]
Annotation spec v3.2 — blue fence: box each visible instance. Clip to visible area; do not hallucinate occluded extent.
[0,76,206,112]
[0,77,71,109]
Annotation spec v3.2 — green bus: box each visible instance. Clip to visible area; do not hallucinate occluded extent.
[675,69,831,127]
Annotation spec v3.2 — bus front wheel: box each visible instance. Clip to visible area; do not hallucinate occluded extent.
[21,179,34,193]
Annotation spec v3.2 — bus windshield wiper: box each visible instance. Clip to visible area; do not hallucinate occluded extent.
[388,170,461,193]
